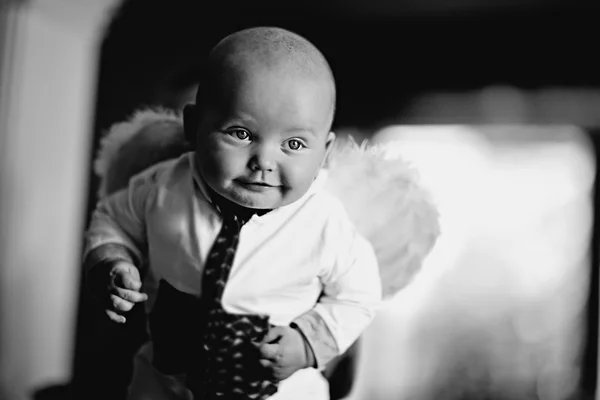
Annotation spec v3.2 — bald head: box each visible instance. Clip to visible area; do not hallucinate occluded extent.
[197,27,336,125]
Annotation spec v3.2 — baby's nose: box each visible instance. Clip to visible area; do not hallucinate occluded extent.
[249,146,276,172]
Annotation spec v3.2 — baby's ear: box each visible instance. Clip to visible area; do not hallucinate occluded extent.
[323,131,336,160]
[183,104,198,147]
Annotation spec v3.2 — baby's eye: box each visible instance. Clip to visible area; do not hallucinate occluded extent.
[227,129,251,141]
[286,139,305,151]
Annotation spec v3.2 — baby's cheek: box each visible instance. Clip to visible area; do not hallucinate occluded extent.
[202,156,234,185]
[284,162,317,188]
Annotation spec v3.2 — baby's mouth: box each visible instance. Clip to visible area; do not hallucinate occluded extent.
[237,179,278,187]
[236,179,280,190]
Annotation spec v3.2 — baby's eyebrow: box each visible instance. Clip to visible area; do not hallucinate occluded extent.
[284,127,316,137]
[232,112,256,124]
[219,112,256,127]
[219,121,253,132]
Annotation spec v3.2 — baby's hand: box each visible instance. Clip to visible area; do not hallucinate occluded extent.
[93,260,148,324]
[255,325,314,381]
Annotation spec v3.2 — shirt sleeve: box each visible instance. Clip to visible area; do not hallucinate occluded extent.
[83,167,158,269]
[293,217,382,368]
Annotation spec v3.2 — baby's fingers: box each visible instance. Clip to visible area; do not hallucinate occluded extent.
[259,343,281,361]
[110,293,136,313]
[114,270,142,291]
[259,359,275,369]
[123,275,142,291]
[262,326,285,344]
[105,309,126,324]
[113,286,148,303]
[259,359,287,382]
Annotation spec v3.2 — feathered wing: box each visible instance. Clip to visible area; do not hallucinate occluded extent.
[94,107,188,198]
[94,108,440,299]
[323,138,440,298]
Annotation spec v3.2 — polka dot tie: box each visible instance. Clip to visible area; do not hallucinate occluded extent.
[185,206,278,399]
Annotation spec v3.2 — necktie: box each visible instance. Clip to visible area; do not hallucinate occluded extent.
[186,190,278,400]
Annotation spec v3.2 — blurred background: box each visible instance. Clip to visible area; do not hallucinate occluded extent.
[1,0,600,399]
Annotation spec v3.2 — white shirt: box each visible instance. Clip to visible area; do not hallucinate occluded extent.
[85,152,381,399]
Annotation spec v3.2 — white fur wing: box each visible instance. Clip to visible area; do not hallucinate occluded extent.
[94,108,184,198]
[324,138,440,299]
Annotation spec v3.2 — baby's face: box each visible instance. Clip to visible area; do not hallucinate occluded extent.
[195,65,334,209]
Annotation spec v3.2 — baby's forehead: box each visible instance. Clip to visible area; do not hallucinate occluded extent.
[204,53,331,102]
[222,47,325,84]
[234,56,327,88]
[209,29,333,84]
[197,28,335,121]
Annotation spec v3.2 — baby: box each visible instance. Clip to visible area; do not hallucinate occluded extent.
[84,27,381,400]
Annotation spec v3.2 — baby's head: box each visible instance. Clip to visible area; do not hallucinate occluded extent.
[184,27,336,210]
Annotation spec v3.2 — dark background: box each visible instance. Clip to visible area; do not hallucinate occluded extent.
[93,0,600,135]
[47,0,600,399]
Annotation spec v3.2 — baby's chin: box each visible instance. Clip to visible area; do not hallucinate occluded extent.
[225,190,284,210]
[224,187,301,211]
